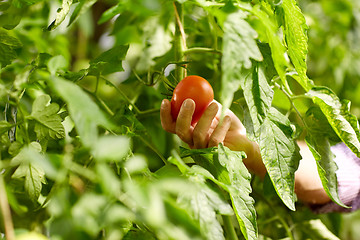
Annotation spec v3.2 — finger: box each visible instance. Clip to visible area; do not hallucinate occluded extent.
[193,102,218,149]
[208,115,232,148]
[160,99,176,133]
[213,100,246,135]
[176,99,195,146]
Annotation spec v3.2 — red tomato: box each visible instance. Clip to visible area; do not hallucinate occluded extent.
[171,75,214,125]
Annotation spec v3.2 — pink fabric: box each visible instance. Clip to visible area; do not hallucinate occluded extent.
[310,143,360,213]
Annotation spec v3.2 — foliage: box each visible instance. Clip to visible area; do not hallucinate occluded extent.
[0,0,360,239]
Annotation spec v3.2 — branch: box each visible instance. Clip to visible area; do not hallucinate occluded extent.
[0,174,15,240]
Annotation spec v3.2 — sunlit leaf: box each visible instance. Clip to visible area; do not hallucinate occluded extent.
[11,144,47,202]
[68,0,97,26]
[0,32,22,68]
[0,120,13,136]
[92,135,130,162]
[123,230,156,240]
[280,0,313,91]
[95,164,121,197]
[47,0,73,31]
[30,94,65,140]
[98,4,124,24]
[305,135,348,208]
[0,4,24,29]
[252,4,289,88]
[179,166,233,240]
[258,108,301,211]
[299,219,341,240]
[241,63,273,132]
[306,86,360,157]
[49,77,112,148]
[221,10,263,111]
[217,144,257,240]
[177,146,258,240]
[89,45,129,75]
[47,55,68,75]
[71,193,108,236]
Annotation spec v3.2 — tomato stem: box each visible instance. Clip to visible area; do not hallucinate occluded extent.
[222,215,239,240]
[0,174,15,240]
[183,47,222,55]
[173,1,186,82]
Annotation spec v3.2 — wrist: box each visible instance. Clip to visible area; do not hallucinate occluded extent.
[224,131,266,177]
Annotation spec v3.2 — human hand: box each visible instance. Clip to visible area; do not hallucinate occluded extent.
[161,98,247,150]
[160,98,266,176]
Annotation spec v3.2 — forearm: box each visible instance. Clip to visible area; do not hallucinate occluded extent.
[227,137,331,205]
[225,133,266,178]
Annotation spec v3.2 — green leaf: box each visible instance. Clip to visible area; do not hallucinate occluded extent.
[299,219,341,240]
[89,45,129,75]
[12,0,42,7]
[0,5,24,29]
[49,77,112,148]
[68,0,97,27]
[241,63,273,132]
[98,4,124,24]
[305,135,347,208]
[163,198,202,239]
[217,144,257,240]
[71,193,108,236]
[123,230,156,240]
[306,86,360,158]
[125,155,148,174]
[252,4,289,88]
[0,32,22,68]
[24,164,46,202]
[30,95,65,140]
[0,121,13,137]
[280,0,313,91]
[47,0,73,31]
[221,10,263,111]
[181,169,233,240]
[180,147,230,184]
[47,55,68,75]
[169,153,233,240]
[177,146,258,240]
[95,164,121,198]
[12,144,47,202]
[92,135,130,162]
[258,108,301,211]
[239,63,300,210]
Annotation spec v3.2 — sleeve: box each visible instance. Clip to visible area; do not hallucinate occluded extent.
[310,143,360,213]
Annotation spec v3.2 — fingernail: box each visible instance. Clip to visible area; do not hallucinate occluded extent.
[224,115,231,123]
[183,99,192,108]
[208,102,218,111]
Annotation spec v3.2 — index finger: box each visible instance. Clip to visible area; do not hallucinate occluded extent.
[160,99,176,133]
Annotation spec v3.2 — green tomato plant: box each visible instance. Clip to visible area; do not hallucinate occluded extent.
[0,0,360,239]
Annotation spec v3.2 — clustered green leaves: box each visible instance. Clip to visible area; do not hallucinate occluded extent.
[0,0,360,239]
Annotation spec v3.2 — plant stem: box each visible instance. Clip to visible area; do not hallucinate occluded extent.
[138,136,167,165]
[252,190,294,240]
[136,108,160,118]
[0,174,15,240]
[95,75,100,94]
[100,76,161,117]
[274,82,307,128]
[100,76,142,114]
[173,1,186,81]
[82,87,114,116]
[183,47,222,55]
[222,215,239,240]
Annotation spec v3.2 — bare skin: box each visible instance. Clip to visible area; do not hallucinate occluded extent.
[161,98,331,205]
